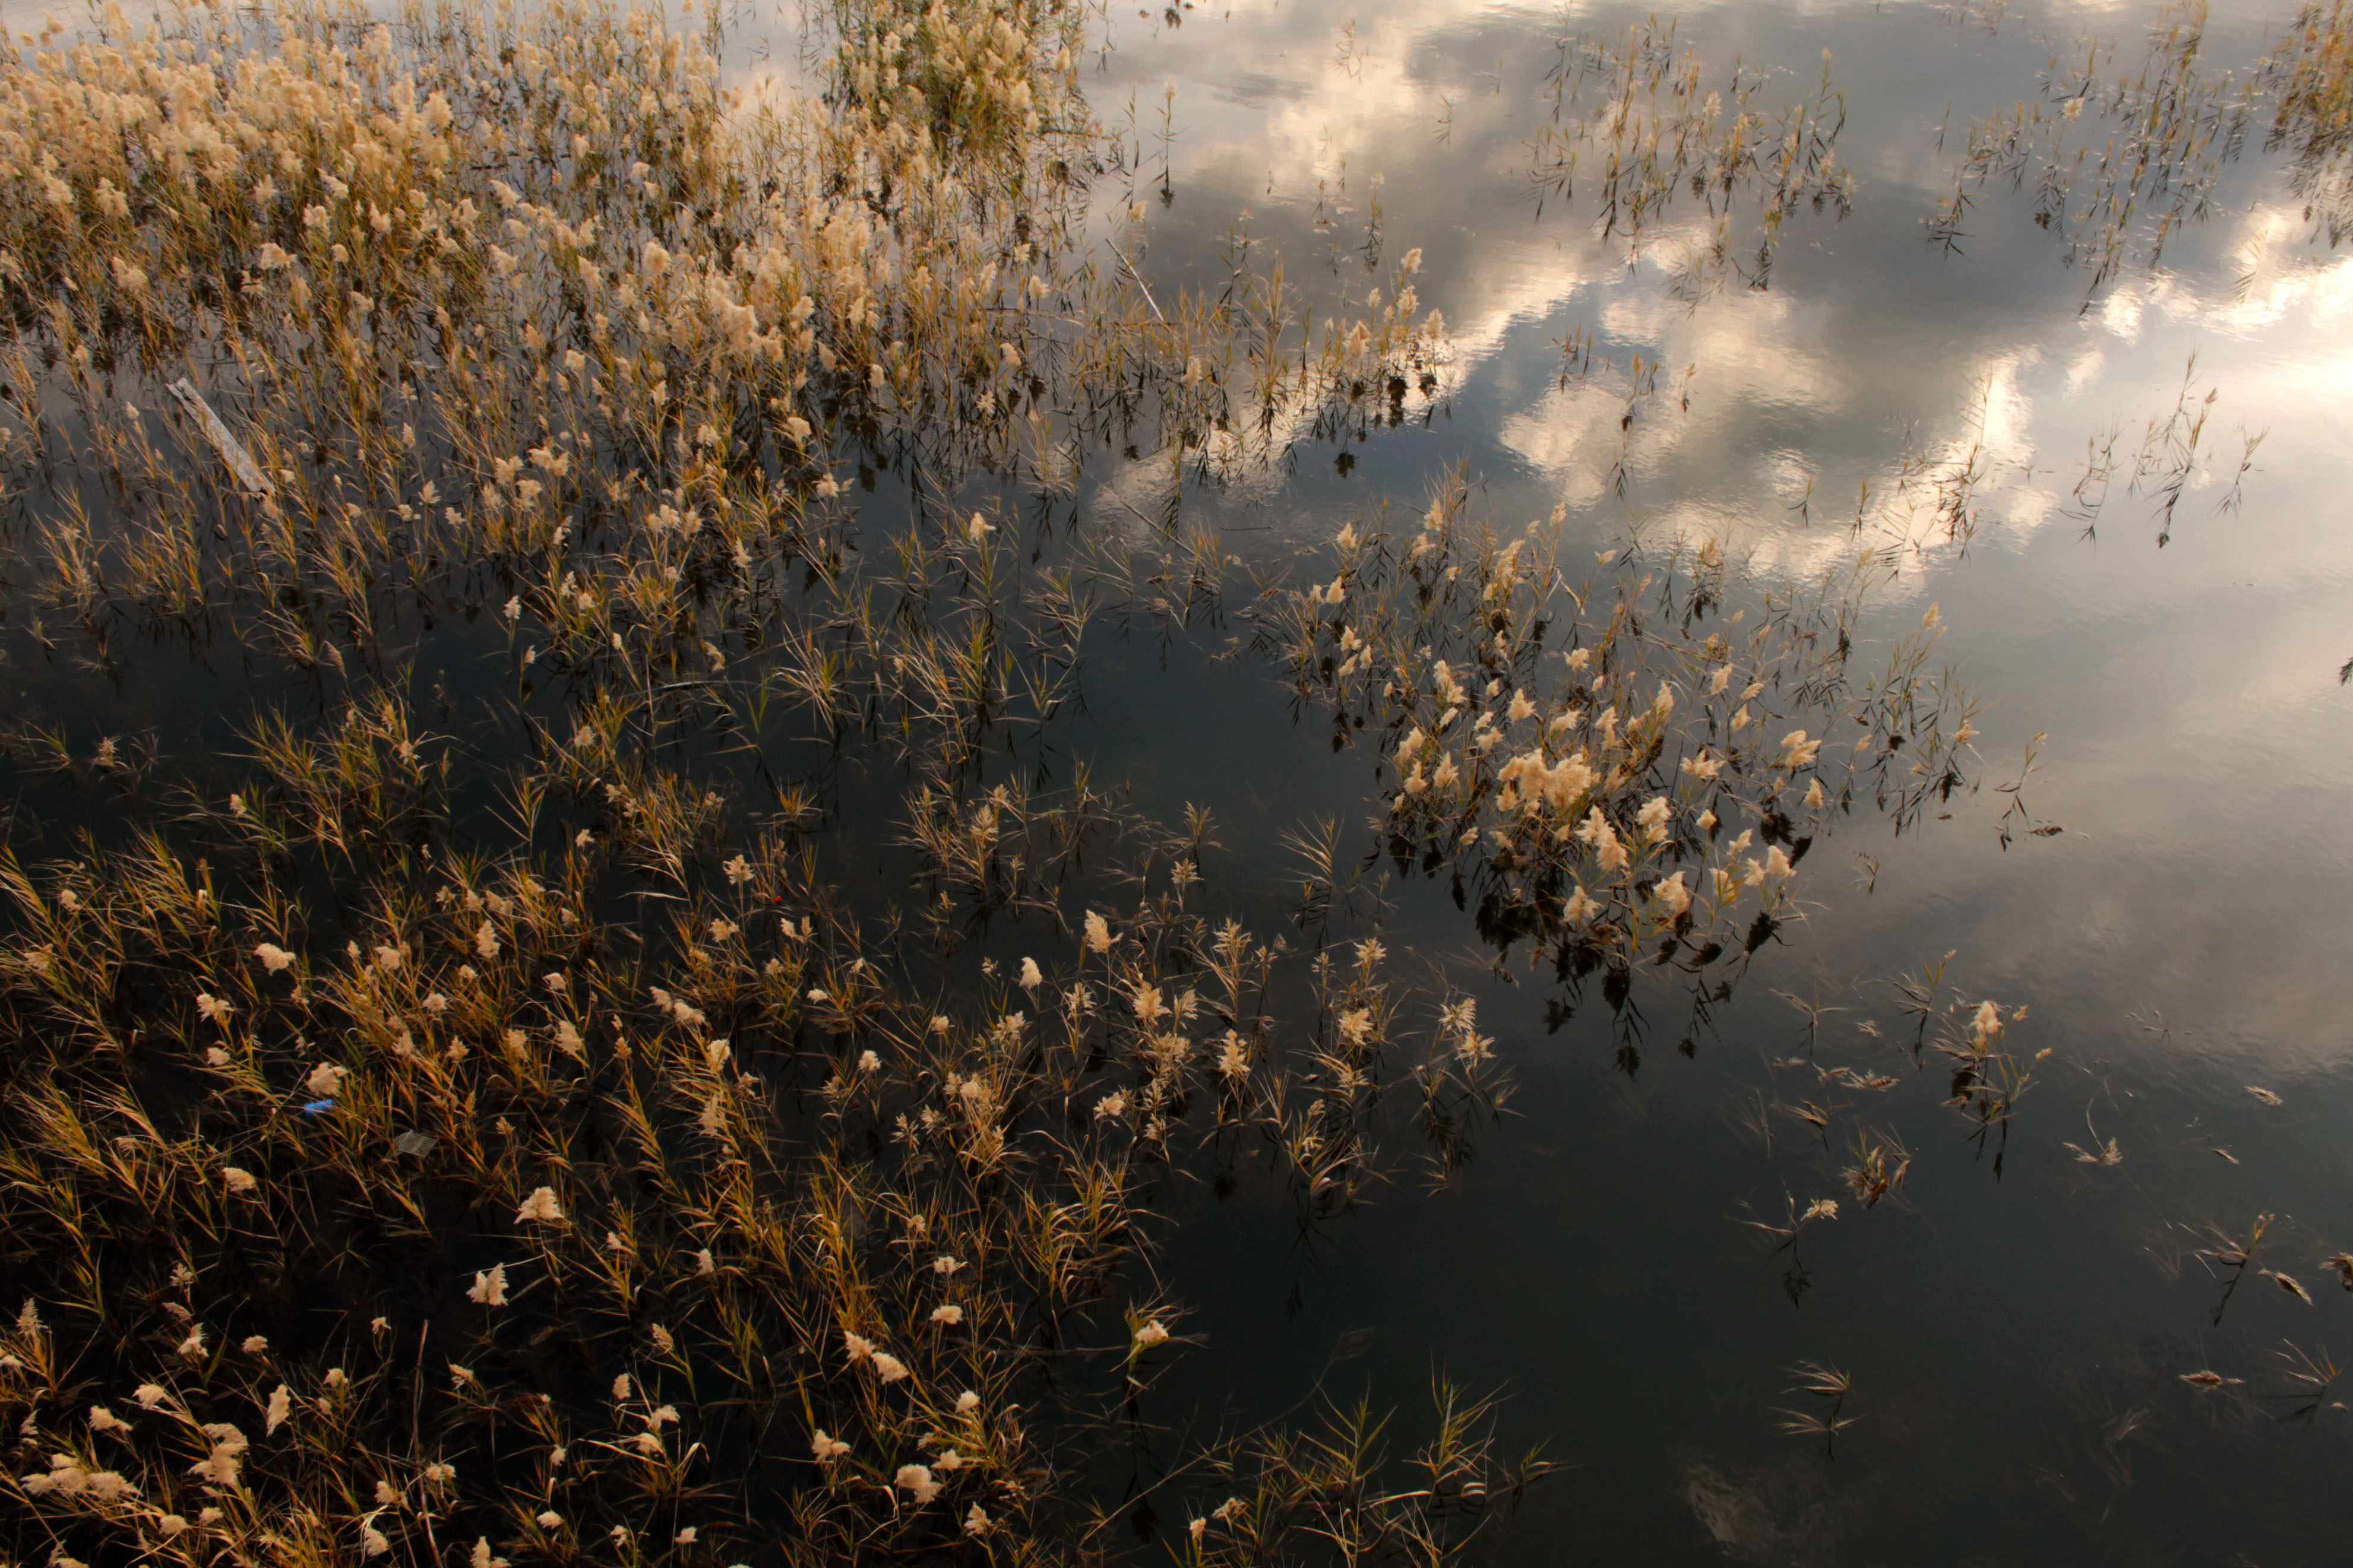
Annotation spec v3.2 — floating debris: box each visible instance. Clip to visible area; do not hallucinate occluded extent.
[165,377,274,497]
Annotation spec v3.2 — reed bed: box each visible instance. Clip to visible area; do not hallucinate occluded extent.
[1532,15,1854,298]
[6,0,2342,1560]
[0,2,1516,1561]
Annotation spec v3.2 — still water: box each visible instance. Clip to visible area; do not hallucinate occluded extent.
[1089,0,2353,1559]
[1046,0,2353,1558]
[6,0,2353,1561]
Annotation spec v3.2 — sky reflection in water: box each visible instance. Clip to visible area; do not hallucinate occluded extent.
[1053,0,2353,1559]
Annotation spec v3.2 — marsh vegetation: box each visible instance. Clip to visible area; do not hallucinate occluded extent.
[2,0,2351,1562]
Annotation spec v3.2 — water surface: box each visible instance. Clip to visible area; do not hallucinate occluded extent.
[6,0,2353,1561]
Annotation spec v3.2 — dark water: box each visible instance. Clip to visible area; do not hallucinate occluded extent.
[8,0,2353,1561]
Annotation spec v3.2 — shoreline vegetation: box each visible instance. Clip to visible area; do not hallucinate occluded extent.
[1,0,2348,1562]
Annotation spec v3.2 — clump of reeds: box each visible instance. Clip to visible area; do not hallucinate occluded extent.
[0,0,1441,648]
[0,1,1536,1560]
[1245,470,1979,1035]
[2264,1,2353,242]
[0,697,1546,1564]
[1926,0,2263,290]
[1533,17,1854,296]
